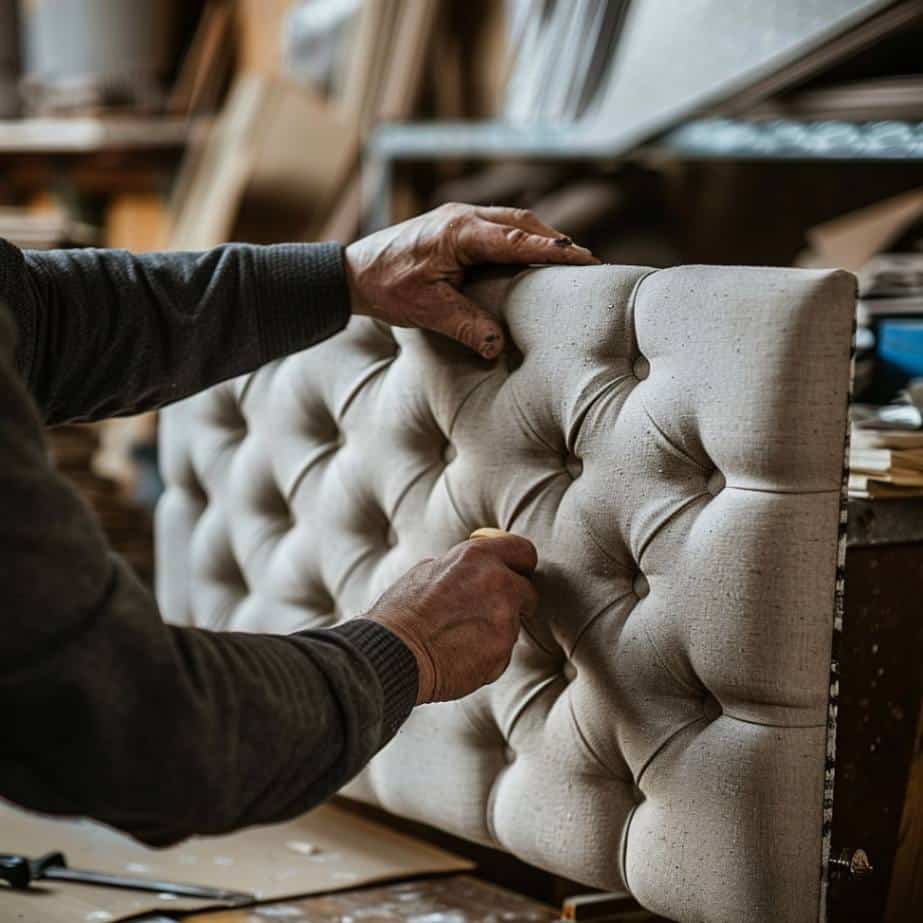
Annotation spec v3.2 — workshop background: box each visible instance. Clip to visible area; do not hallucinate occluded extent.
[0,1,920,921]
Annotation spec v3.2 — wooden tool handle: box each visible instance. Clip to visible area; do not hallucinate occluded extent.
[469,527,510,541]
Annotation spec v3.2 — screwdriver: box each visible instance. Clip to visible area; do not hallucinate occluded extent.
[0,850,253,904]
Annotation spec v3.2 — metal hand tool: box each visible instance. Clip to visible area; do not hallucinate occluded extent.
[0,851,253,904]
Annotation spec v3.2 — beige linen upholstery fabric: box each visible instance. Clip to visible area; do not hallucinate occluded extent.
[156,265,855,923]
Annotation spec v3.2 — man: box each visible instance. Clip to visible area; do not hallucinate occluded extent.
[1,203,597,845]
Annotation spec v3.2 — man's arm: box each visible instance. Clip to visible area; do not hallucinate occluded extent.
[1,204,597,424]
[0,302,419,843]
[1,238,350,423]
[0,302,538,843]
[0,204,584,842]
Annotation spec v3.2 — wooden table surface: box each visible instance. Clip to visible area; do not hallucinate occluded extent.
[182,875,558,923]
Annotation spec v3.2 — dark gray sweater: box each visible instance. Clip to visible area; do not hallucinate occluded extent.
[0,239,418,845]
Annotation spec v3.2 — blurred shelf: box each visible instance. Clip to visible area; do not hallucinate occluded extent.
[0,116,203,153]
[660,118,923,160]
[371,117,923,163]
[364,116,923,230]
[369,121,617,160]
[364,121,616,231]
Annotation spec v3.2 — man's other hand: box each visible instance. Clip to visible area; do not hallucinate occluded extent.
[363,532,539,704]
[345,203,598,359]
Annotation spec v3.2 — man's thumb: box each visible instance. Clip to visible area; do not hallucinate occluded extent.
[432,282,506,359]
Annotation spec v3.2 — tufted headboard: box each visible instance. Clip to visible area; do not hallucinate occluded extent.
[156,265,855,923]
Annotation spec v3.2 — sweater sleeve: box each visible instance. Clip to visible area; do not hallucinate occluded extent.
[0,299,418,844]
[0,238,351,424]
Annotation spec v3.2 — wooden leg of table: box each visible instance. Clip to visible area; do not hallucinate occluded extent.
[885,707,923,921]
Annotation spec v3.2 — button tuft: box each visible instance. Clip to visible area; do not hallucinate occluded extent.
[306,401,341,448]
[564,452,583,480]
[322,420,345,450]
[308,582,335,615]
[506,345,524,373]
[632,573,650,599]
[442,442,457,464]
[632,356,650,380]
[702,693,723,722]
[706,469,726,496]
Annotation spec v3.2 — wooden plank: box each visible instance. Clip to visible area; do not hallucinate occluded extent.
[562,891,652,920]
[377,0,441,121]
[0,117,193,152]
[885,706,923,921]
[185,874,557,923]
[168,75,267,249]
[106,193,169,251]
[169,0,234,117]
[235,0,297,77]
[828,543,923,921]
[314,171,362,243]
[341,0,395,126]
[563,892,635,919]
[319,0,442,240]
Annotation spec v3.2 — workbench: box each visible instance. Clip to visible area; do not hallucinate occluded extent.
[175,874,672,923]
[183,876,562,923]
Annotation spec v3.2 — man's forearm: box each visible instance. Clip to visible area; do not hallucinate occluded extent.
[4,555,417,845]
[4,556,417,845]
[0,239,351,424]
[0,304,417,844]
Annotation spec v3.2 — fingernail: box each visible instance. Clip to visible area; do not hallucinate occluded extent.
[480,333,501,358]
[554,236,573,247]
[573,246,599,263]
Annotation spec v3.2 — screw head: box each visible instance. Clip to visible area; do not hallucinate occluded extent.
[830,848,873,881]
[849,849,873,879]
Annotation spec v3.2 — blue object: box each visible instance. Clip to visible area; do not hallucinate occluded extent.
[877,319,923,393]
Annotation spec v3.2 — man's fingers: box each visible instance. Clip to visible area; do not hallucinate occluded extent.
[467,528,538,576]
[510,572,539,620]
[474,206,561,239]
[457,218,599,267]
[426,283,506,358]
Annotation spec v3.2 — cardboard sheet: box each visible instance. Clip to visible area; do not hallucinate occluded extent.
[0,799,471,923]
[799,187,923,271]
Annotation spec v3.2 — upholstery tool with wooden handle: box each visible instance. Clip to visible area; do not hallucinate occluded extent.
[0,851,253,904]
[469,527,511,541]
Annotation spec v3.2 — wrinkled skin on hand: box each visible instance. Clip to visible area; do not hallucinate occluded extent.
[345,203,599,359]
[364,532,539,704]
[347,206,583,704]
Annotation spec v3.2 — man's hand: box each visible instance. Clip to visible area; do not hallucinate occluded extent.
[363,531,539,704]
[345,203,598,359]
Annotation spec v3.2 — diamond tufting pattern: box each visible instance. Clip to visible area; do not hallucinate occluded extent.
[156,265,855,923]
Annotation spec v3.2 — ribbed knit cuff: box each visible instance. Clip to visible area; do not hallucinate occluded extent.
[329,618,419,739]
[253,242,352,364]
